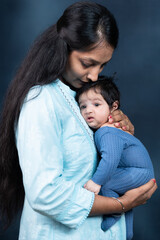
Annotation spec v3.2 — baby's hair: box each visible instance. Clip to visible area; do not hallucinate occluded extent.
[76,75,120,108]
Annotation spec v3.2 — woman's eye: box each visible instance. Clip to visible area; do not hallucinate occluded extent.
[100,63,107,69]
[81,61,91,68]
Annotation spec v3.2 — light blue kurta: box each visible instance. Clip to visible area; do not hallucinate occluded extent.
[16,79,126,240]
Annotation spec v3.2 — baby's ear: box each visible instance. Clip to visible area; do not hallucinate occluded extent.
[111,101,119,113]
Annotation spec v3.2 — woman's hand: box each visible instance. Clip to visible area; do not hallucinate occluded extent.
[90,179,157,216]
[108,109,134,135]
[119,179,157,212]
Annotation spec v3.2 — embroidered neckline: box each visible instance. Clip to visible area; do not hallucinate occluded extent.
[57,82,93,142]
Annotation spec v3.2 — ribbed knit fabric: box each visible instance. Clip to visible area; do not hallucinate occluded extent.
[92,126,154,240]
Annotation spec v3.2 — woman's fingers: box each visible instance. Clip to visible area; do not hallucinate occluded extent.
[109,110,134,135]
[138,179,157,195]
[108,110,122,123]
[120,179,157,211]
[143,179,157,198]
[134,179,157,202]
[138,180,157,206]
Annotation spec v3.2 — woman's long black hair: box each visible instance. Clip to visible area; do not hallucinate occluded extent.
[0,1,119,227]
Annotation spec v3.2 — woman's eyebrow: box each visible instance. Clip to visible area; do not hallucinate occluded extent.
[82,58,108,65]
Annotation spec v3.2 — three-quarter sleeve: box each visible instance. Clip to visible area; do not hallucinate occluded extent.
[92,129,124,186]
[16,86,94,229]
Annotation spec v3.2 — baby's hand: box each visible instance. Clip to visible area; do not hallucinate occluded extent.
[84,180,101,195]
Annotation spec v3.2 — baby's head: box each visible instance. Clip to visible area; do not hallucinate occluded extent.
[76,76,120,129]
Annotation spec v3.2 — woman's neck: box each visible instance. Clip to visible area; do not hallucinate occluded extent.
[59,76,78,92]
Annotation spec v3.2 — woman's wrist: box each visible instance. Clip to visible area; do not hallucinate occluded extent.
[112,197,125,212]
[117,195,131,212]
[89,195,125,216]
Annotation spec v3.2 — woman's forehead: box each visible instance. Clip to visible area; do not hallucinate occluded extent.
[71,43,114,64]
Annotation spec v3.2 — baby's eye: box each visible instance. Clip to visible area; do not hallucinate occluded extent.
[80,105,86,109]
[94,103,100,107]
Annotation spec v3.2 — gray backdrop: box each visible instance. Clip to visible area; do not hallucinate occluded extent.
[1,0,160,239]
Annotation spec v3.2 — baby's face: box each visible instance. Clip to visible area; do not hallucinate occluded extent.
[79,89,111,129]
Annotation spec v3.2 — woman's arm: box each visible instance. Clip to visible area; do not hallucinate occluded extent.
[89,179,157,215]
[17,87,95,229]
[109,110,134,135]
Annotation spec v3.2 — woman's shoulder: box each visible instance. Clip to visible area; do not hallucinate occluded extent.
[23,82,64,110]
[26,81,58,101]
[20,82,62,119]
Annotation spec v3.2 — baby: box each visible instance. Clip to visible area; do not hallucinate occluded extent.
[76,76,154,240]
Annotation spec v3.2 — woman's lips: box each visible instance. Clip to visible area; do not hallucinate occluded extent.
[77,79,88,86]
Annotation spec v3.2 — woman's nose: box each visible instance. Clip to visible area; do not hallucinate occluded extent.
[87,67,101,82]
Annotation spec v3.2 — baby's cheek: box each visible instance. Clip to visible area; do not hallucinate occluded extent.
[81,112,85,118]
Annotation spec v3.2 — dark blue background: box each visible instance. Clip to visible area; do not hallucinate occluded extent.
[1,0,160,239]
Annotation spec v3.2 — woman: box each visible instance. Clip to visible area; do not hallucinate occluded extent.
[0,2,157,240]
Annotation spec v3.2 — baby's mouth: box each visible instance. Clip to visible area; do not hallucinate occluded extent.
[87,117,94,122]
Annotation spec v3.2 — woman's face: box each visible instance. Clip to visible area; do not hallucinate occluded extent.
[62,42,114,89]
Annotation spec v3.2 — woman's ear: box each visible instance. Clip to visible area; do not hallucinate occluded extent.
[111,101,119,113]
